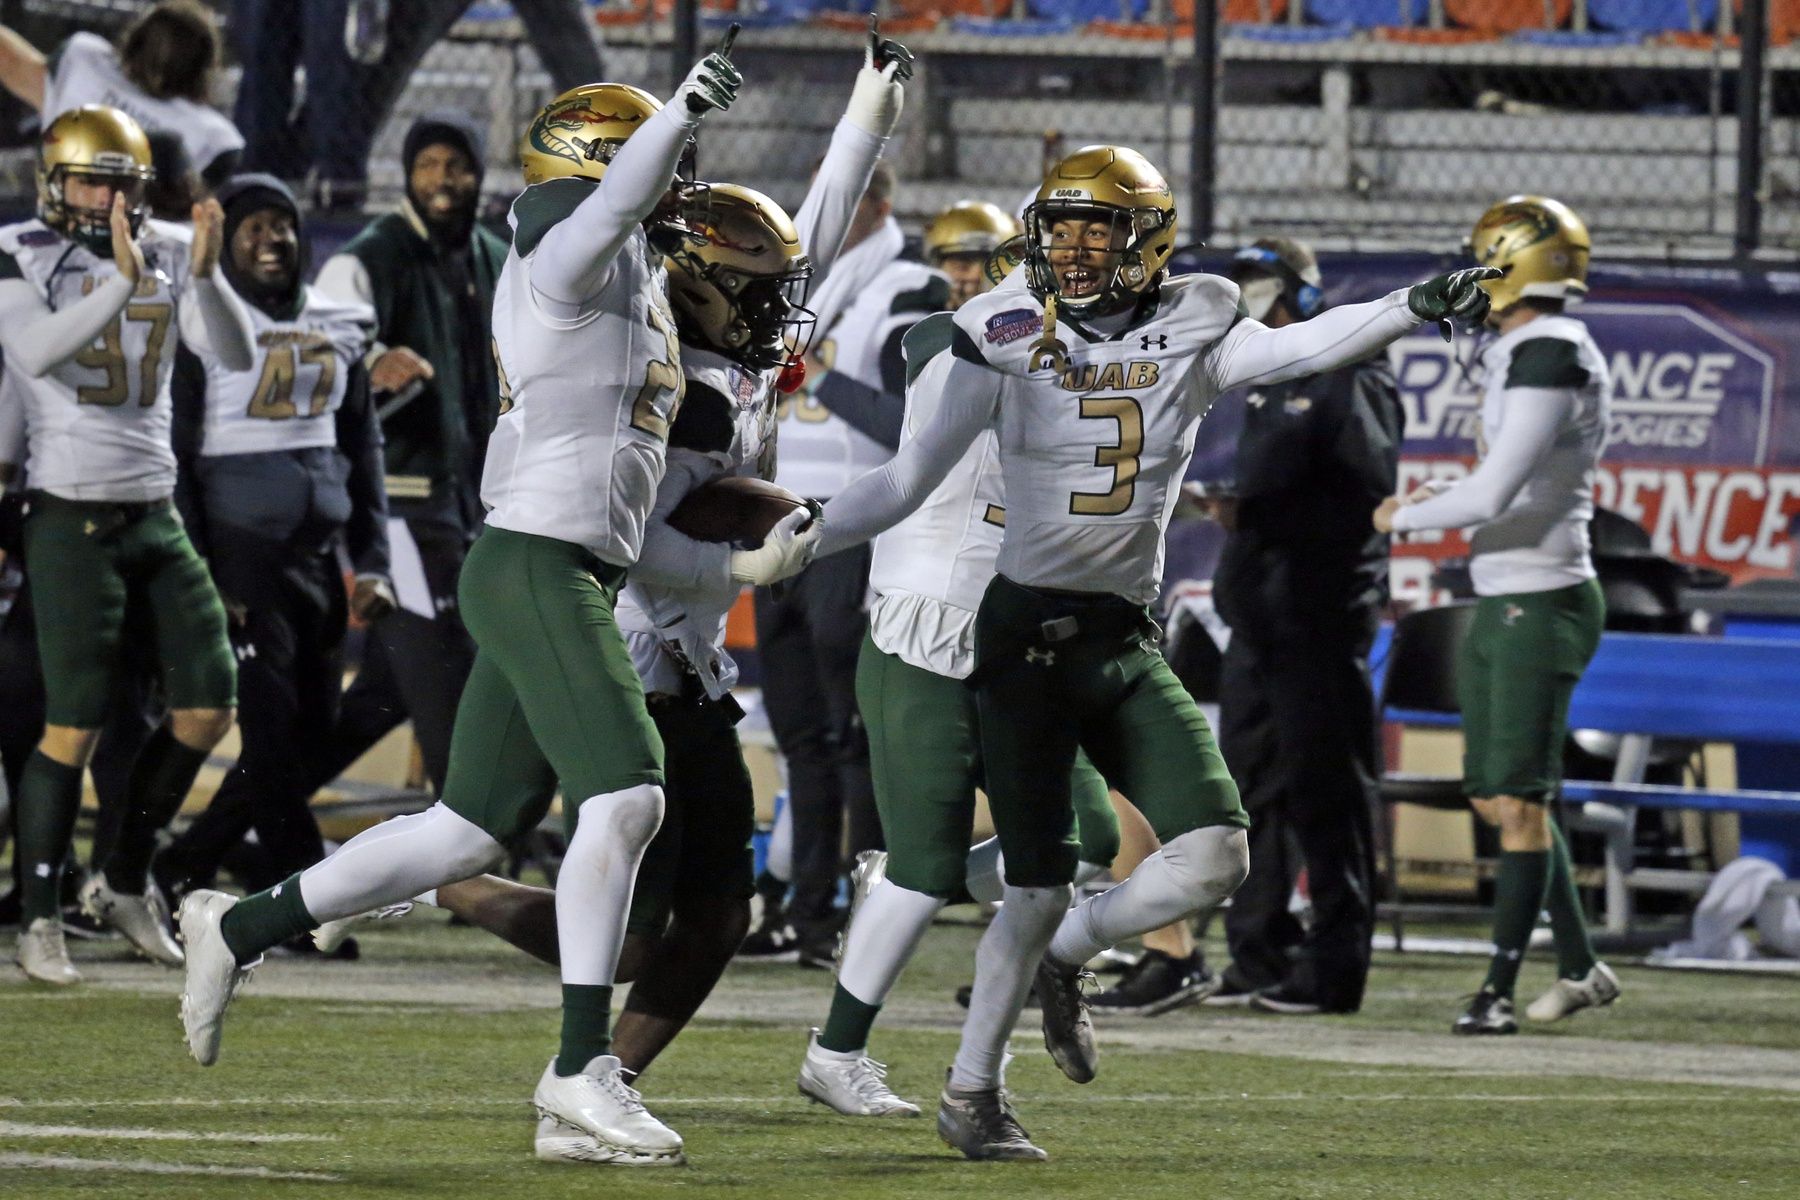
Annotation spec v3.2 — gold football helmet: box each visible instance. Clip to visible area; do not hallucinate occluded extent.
[1023,144,1177,317]
[666,184,815,371]
[925,200,1021,265]
[37,104,155,251]
[520,83,690,186]
[1467,195,1590,314]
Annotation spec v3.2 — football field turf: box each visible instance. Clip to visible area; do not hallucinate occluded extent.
[5,911,1798,1199]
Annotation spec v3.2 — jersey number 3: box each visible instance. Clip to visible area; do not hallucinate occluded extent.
[1069,396,1144,516]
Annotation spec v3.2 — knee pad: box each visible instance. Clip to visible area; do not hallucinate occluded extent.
[1160,826,1250,910]
[418,805,509,880]
[573,783,665,853]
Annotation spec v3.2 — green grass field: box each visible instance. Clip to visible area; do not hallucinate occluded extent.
[5,911,1799,1199]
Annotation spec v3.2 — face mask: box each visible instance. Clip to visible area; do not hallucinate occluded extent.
[1238,274,1283,323]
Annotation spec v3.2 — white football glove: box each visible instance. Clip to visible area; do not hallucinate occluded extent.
[729,507,821,586]
[845,15,913,137]
[675,50,741,119]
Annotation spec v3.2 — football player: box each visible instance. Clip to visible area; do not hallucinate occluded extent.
[149,174,391,904]
[813,144,1497,1159]
[0,105,253,984]
[1374,196,1618,1035]
[174,49,815,1167]
[313,27,916,1096]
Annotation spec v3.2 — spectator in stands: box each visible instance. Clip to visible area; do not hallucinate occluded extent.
[288,114,505,804]
[0,1,243,190]
[232,0,603,209]
[1167,238,1400,1017]
[153,177,392,916]
[743,161,950,967]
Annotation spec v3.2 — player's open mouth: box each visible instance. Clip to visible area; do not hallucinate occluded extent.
[1060,267,1099,296]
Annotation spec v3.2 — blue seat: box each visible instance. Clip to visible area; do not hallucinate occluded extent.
[949,15,1079,35]
[1029,0,1148,22]
[1231,21,1354,40]
[1512,29,1644,46]
[464,2,515,20]
[1304,0,1427,26]
[1587,0,1718,32]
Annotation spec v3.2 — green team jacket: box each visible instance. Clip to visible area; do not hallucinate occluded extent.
[337,206,507,535]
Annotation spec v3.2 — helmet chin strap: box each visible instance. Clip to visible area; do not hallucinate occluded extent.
[1029,292,1070,375]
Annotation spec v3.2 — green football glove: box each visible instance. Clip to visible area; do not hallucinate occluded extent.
[679,26,742,117]
[1408,266,1503,342]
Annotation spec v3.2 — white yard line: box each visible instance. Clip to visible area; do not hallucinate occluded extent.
[0,1120,331,1143]
[0,1152,340,1181]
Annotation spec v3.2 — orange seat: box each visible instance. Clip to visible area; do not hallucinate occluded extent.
[1444,0,1570,33]
[814,9,939,34]
[1376,25,1494,42]
[1093,17,1193,37]
[1219,0,1289,20]
[1771,0,1800,43]
[592,0,673,26]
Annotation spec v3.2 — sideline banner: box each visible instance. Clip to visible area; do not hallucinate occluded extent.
[1170,250,1800,607]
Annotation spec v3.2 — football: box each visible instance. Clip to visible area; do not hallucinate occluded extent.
[667,475,811,545]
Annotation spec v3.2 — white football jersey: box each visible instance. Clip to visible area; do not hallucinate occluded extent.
[0,217,201,501]
[197,286,374,457]
[44,33,243,179]
[774,257,946,499]
[617,346,778,695]
[483,182,682,568]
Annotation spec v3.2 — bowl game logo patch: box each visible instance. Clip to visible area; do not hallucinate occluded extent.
[985,308,1043,345]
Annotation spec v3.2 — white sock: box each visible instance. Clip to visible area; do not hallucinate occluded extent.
[965,840,1106,905]
[949,883,1070,1091]
[296,803,504,924]
[1048,826,1248,966]
[412,889,438,908]
[556,784,664,986]
[766,793,793,883]
[836,880,945,1009]
[809,1040,864,1063]
[963,838,1003,904]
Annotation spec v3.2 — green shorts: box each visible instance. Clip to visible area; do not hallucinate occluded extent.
[626,695,757,938]
[1459,578,1605,802]
[439,526,663,842]
[971,575,1246,888]
[857,629,1120,899]
[23,493,235,727]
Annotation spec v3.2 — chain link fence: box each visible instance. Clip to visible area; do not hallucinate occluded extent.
[1,0,1797,255]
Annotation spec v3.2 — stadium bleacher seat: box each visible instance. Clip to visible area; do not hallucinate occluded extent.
[950,14,1079,35]
[592,0,673,26]
[1512,28,1645,46]
[1772,0,1800,43]
[1233,21,1354,40]
[1588,0,1718,33]
[1444,0,1570,34]
[813,7,941,33]
[1375,26,1496,43]
[1304,0,1428,27]
[1223,0,1289,19]
[1029,0,1149,24]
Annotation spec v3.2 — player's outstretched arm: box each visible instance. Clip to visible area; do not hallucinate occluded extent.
[178,197,255,371]
[1207,267,1500,393]
[0,197,140,377]
[1385,386,1569,533]
[814,346,996,557]
[530,51,741,308]
[792,17,912,281]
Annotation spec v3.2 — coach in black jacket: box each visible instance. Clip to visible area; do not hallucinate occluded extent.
[1207,238,1404,1015]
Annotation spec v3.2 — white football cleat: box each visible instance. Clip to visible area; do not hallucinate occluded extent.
[797,1028,921,1117]
[1525,962,1621,1023]
[312,901,413,954]
[80,874,184,966]
[177,890,258,1066]
[532,1055,684,1166]
[16,916,82,985]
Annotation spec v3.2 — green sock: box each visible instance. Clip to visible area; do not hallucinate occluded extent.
[1482,849,1550,999]
[818,983,882,1053]
[1545,822,1598,980]
[219,872,316,965]
[556,983,616,1076]
[16,750,84,922]
[104,726,209,894]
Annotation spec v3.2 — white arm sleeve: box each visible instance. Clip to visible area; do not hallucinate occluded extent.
[1392,388,1572,532]
[629,448,734,594]
[177,274,256,372]
[793,118,886,287]
[1204,289,1421,393]
[0,274,132,377]
[530,104,698,310]
[815,351,997,556]
[313,253,386,365]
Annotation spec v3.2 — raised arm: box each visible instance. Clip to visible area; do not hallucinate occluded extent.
[1392,389,1570,532]
[176,199,255,372]
[792,20,911,283]
[815,323,998,556]
[528,55,740,311]
[0,24,46,110]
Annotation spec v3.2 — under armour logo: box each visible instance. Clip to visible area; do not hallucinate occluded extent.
[1140,334,1167,351]
[234,643,258,662]
[1503,604,1525,626]
[272,884,283,899]
[83,520,98,536]
[1025,647,1056,666]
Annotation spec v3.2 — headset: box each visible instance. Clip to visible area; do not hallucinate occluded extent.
[1231,245,1324,320]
